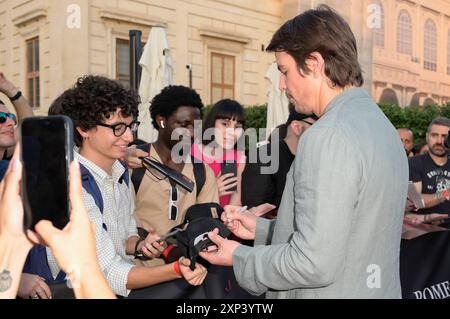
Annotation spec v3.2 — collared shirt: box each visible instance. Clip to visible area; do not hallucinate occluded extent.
[47,151,137,296]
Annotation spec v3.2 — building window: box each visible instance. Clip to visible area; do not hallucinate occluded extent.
[396,10,412,55]
[211,53,235,104]
[424,19,437,72]
[116,39,146,88]
[447,30,450,75]
[379,88,399,105]
[26,37,40,108]
[447,30,450,74]
[373,3,385,48]
[116,39,130,88]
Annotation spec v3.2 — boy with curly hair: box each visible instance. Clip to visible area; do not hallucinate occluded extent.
[40,76,207,298]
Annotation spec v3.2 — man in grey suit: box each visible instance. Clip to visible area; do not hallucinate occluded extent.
[200,5,408,298]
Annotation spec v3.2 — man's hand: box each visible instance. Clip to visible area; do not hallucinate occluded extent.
[17,273,52,299]
[222,203,275,240]
[199,228,240,266]
[178,257,208,286]
[138,228,166,259]
[123,145,148,168]
[0,72,19,98]
[222,205,257,240]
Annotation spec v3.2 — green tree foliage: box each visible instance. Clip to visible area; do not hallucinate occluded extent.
[378,103,445,141]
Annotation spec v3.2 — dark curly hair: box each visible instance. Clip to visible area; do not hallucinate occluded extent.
[54,75,139,146]
[150,85,203,130]
[48,90,69,116]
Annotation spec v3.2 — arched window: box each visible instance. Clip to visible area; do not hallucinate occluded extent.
[410,93,420,106]
[424,19,437,71]
[397,10,412,55]
[423,98,436,106]
[379,88,399,105]
[373,3,385,47]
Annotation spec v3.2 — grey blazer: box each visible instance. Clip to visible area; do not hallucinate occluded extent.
[233,88,408,298]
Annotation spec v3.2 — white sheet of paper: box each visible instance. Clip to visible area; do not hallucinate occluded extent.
[407,181,425,209]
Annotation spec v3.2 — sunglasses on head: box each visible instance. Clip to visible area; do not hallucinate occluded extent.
[0,112,17,125]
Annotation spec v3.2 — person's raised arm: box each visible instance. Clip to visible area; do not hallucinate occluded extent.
[0,72,34,121]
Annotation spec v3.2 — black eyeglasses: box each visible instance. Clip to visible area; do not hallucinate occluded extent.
[0,112,17,126]
[96,120,140,137]
[169,185,178,220]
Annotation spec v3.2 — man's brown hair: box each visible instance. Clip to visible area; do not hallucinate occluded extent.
[266,4,363,88]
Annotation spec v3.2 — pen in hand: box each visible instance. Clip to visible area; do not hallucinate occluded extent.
[227,206,247,224]
[238,206,248,213]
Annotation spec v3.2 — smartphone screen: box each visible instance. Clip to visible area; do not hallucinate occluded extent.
[21,116,74,230]
[221,161,237,192]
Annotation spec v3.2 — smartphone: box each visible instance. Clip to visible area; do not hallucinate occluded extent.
[221,161,237,192]
[21,116,74,230]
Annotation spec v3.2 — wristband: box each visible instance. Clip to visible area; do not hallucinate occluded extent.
[173,260,181,276]
[9,90,22,101]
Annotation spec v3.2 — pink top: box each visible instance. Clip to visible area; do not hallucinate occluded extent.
[191,143,243,207]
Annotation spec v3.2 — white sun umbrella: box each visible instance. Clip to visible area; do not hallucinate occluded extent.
[265,62,289,140]
[137,26,173,143]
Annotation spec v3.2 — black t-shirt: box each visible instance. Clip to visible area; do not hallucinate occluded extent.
[409,153,450,215]
[242,140,295,208]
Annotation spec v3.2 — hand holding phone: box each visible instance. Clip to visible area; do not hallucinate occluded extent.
[220,161,237,193]
[21,116,74,230]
